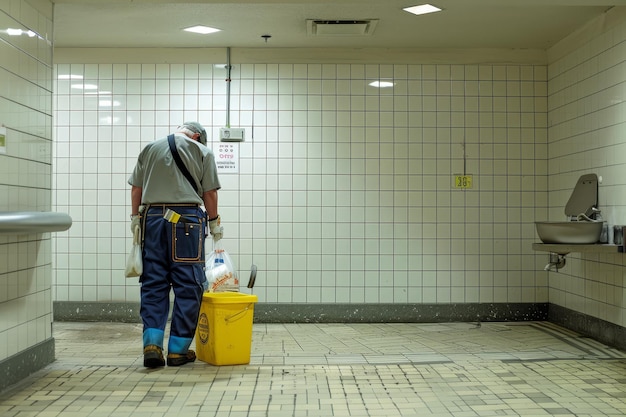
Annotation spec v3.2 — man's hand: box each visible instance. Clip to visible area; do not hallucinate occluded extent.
[209,215,223,242]
[130,215,141,233]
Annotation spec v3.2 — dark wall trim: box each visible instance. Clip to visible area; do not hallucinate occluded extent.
[254,302,548,323]
[54,301,142,322]
[0,338,55,394]
[54,301,548,323]
[51,300,626,350]
[549,304,626,351]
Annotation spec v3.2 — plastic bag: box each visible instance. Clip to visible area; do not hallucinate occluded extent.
[206,246,239,292]
[125,226,143,278]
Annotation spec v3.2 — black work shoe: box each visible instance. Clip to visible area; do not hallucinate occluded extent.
[143,345,165,368]
[167,349,196,366]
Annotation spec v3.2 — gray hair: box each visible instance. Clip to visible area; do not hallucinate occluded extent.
[177,127,197,138]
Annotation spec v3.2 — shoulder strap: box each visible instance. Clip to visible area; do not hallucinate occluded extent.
[167,134,201,194]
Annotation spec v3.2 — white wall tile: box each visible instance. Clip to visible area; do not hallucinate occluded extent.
[545,13,626,327]
[40,41,613,332]
[0,0,54,362]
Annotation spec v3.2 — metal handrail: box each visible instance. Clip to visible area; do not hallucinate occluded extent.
[0,211,72,234]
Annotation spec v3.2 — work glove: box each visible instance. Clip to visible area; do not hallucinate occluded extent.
[209,215,223,242]
[130,215,141,234]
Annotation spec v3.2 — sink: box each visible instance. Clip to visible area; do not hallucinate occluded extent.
[535,221,603,244]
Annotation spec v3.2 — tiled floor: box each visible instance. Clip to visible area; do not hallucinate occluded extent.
[0,321,625,416]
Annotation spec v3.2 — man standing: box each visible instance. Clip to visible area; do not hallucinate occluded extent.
[128,122,222,368]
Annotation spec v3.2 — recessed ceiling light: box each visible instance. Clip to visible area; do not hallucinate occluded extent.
[403,4,442,16]
[7,28,36,37]
[369,81,395,88]
[183,25,220,35]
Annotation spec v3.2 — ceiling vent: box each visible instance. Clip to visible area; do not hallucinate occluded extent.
[306,19,379,36]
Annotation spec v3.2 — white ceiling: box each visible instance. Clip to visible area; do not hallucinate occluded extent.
[52,0,623,50]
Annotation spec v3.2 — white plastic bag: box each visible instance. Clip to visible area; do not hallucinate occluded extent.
[206,246,239,292]
[125,226,143,278]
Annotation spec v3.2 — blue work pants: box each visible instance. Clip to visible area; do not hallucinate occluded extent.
[140,204,207,354]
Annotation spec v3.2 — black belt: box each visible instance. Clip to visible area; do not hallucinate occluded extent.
[146,204,201,216]
[145,204,205,225]
[147,203,200,208]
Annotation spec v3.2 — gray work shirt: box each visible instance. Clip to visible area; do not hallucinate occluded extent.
[128,133,221,205]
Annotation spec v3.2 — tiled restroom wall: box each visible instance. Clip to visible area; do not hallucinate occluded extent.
[546,9,626,328]
[0,0,55,382]
[53,56,550,308]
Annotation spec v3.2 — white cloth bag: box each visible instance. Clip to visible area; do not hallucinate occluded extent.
[125,225,143,278]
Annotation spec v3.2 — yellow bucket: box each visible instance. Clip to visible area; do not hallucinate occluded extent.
[195,292,258,365]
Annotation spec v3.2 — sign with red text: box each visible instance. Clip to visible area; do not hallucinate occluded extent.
[214,142,238,173]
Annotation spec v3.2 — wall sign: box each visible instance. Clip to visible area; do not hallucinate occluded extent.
[454,174,473,189]
[214,142,238,173]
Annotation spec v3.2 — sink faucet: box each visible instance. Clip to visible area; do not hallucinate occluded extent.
[590,207,602,221]
[574,207,603,222]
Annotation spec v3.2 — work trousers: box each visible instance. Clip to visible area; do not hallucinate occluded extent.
[140,204,207,354]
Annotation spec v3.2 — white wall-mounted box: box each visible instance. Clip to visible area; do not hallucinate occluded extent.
[219,128,245,142]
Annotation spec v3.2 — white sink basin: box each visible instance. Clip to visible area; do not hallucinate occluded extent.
[535,221,603,244]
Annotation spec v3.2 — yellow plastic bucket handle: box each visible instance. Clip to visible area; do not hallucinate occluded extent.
[224,303,253,323]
